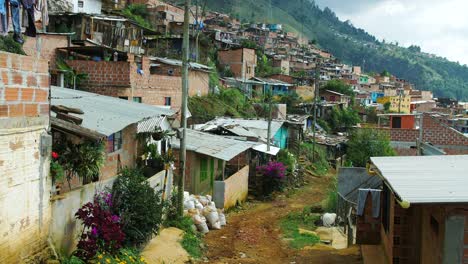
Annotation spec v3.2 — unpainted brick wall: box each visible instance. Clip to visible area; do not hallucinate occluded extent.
[67,55,210,108]
[0,52,50,117]
[0,51,51,263]
[376,113,468,154]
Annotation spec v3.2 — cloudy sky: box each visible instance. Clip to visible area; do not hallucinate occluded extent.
[314,0,468,64]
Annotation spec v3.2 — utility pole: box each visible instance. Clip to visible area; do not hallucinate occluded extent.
[178,0,191,217]
[266,86,272,152]
[417,113,424,156]
[312,61,321,162]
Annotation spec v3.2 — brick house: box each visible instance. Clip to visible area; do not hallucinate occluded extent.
[375,113,468,155]
[359,155,468,264]
[64,53,210,109]
[49,87,176,254]
[218,48,257,80]
[172,129,255,209]
[320,89,351,108]
[0,51,51,263]
[50,86,175,189]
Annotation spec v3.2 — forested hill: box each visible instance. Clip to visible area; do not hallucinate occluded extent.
[202,0,468,100]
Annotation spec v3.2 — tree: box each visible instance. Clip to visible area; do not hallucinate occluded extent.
[328,107,360,132]
[346,129,396,167]
[380,70,391,77]
[322,80,354,96]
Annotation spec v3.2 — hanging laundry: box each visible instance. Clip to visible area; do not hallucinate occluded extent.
[357,188,382,218]
[21,0,36,37]
[0,0,7,36]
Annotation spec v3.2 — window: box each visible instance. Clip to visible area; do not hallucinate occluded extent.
[392,117,402,129]
[133,97,142,103]
[246,66,251,74]
[107,131,123,153]
[78,0,84,8]
[119,96,128,100]
[164,97,171,106]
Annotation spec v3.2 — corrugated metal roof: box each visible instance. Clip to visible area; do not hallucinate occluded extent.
[338,168,382,205]
[51,87,175,136]
[202,117,284,141]
[251,77,294,86]
[172,129,255,161]
[137,116,167,133]
[371,155,468,204]
[252,144,280,156]
[149,57,212,71]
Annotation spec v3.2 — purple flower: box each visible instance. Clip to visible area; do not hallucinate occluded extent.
[257,161,286,179]
[111,215,120,223]
[91,226,98,236]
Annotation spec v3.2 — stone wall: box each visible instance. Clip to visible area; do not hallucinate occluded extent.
[0,51,51,263]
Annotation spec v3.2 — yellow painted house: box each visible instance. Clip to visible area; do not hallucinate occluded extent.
[378,96,411,113]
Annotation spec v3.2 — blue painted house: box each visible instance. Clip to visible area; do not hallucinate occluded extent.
[371,92,385,103]
[250,77,294,98]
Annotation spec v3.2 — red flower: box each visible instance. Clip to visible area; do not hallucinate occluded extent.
[52,152,59,159]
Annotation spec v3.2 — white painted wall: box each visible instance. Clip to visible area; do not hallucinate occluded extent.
[0,122,52,263]
[72,0,102,14]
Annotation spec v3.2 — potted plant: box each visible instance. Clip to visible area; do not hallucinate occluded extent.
[145,143,164,171]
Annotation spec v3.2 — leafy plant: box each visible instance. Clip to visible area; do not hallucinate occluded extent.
[93,248,147,264]
[56,59,88,89]
[74,191,125,261]
[112,168,164,246]
[346,129,396,167]
[50,151,64,183]
[53,140,105,187]
[122,4,153,29]
[0,35,25,55]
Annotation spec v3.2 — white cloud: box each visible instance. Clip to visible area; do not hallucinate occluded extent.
[315,0,468,64]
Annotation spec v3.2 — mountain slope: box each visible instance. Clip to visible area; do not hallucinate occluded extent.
[204,0,468,100]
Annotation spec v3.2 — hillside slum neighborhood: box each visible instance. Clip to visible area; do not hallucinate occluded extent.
[1,0,468,263]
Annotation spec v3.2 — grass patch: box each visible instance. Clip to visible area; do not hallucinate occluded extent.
[280,209,321,249]
[323,176,338,213]
[166,216,203,259]
[0,35,26,55]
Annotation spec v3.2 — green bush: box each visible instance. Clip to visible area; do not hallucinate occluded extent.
[346,129,396,167]
[112,168,164,246]
[0,35,25,55]
[324,177,338,213]
[300,143,330,176]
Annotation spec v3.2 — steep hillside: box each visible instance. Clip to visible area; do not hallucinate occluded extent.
[203,0,468,100]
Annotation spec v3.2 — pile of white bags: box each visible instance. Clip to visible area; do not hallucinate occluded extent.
[183,192,227,234]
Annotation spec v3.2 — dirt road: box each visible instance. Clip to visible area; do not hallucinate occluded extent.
[200,174,362,264]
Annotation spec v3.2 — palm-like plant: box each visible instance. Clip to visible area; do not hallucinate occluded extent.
[56,59,88,89]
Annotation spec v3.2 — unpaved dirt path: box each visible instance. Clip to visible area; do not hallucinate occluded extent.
[200,173,362,264]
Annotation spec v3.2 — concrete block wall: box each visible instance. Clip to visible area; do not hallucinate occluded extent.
[0,51,51,263]
[221,165,249,209]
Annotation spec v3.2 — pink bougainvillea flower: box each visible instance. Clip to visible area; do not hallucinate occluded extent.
[51,152,59,159]
[111,215,120,223]
[91,226,98,236]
